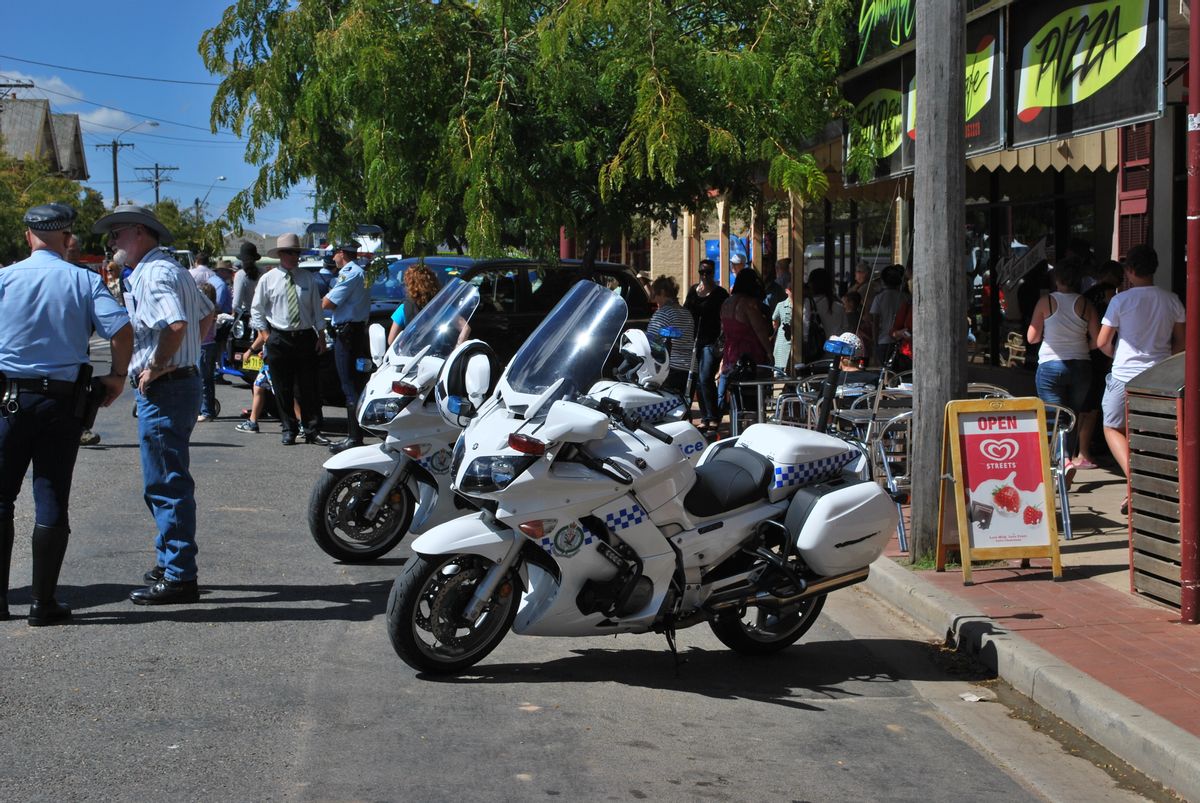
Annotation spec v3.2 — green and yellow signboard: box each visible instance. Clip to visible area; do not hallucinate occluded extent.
[1011,0,1163,147]
[902,12,1004,163]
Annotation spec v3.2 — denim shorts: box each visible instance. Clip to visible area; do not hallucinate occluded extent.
[1101,373,1127,429]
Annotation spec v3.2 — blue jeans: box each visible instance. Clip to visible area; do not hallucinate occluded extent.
[199,342,219,417]
[0,391,82,527]
[137,375,202,582]
[697,343,721,423]
[1035,359,1091,456]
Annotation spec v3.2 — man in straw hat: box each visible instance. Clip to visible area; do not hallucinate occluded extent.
[93,204,214,605]
[0,204,132,625]
[249,233,330,446]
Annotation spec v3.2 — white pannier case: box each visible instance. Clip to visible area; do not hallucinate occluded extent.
[734,423,859,503]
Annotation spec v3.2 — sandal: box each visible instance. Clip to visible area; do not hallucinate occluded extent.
[1072,457,1098,470]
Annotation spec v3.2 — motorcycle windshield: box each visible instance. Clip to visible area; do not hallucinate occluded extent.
[390,278,480,360]
[505,280,628,410]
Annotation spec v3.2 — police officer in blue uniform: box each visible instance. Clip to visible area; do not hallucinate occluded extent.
[321,241,371,454]
[0,204,132,625]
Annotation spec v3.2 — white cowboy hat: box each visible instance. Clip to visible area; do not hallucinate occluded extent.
[267,232,303,257]
[93,204,174,245]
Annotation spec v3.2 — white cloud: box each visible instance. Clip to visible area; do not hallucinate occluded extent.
[78,107,138,134]
[1,69,85,104]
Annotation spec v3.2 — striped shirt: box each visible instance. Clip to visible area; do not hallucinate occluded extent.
[250,265,324,333]
[648,302,697,372]
[127,247,215,375]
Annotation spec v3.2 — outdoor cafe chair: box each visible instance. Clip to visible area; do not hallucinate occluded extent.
[966,382,1014,399]
[1043,401,1078,541]
[874,410,913,552]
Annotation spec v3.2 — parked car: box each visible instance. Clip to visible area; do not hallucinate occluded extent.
[222,256,651,408]
[374,257,653,364]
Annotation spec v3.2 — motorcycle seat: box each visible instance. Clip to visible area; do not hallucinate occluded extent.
[683,446,772,518]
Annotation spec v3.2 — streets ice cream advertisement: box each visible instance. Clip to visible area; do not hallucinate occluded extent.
[959,411,1051,548]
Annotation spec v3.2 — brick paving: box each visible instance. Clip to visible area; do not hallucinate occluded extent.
[887,466,1200,739]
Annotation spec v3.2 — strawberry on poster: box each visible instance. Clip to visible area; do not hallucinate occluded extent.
[959,410,1051,548]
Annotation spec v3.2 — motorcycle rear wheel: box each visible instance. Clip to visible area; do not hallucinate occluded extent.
[709,594,826,655]
[308,469,413,562]
[386,554,519,674]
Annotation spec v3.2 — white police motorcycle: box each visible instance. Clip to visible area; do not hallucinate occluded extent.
[308,280,693,562]
[308,279,490,561]
[384,281,898,674]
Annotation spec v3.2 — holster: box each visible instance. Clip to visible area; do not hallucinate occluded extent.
[74,365,105,428]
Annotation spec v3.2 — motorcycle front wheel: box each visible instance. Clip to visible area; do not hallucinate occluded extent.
[386,554,520,674]
[709,594,826,655]
[308,469,414,562]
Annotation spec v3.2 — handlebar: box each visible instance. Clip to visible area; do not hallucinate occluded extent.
[582,396,674,445]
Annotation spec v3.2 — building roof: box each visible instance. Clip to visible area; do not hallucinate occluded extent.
[0,98,60,170]
[50,113,88,180]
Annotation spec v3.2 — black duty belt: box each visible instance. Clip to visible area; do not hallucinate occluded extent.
[11,378,76,396]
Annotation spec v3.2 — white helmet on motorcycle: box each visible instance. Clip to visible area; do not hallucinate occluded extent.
[434,339,500,427]
[827,331,864,359]
[615,328,670,389]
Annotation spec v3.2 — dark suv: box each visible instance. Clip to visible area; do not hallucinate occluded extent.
[374,257,653,364]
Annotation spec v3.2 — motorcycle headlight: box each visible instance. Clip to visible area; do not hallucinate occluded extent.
[233,319,247,339]
[459,455,537,494]
[361,395,414,426]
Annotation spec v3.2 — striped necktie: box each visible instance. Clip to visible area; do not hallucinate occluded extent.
[285,271,300,329]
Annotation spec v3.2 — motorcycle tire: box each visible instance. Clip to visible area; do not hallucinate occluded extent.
[386,553,519,674]
[308,469,414,562]
[709,594,826,655]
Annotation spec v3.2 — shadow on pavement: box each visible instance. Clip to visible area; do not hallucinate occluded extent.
[418,637,963,710]
[13,579,393,625]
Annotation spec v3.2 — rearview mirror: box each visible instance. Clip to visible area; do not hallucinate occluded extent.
[369,323,387,366]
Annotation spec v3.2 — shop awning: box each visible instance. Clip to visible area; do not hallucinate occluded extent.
[966,129,1120,173]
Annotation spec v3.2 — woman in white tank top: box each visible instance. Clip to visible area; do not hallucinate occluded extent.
[1026,260,1100,468]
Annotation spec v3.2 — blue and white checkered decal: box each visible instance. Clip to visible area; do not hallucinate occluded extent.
[772,450,856,489]
[605,503,647,531]
[632,395,685,422]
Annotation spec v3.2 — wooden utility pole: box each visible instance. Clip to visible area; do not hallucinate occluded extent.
[910,0,967,559]
[94,140,134,208]
[135,163,178,206]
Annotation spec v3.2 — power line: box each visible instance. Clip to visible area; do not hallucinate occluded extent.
[0,73,243,137]
[0,53,221,86]
[81,120,246,146]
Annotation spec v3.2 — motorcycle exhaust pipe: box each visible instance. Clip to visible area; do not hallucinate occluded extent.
[707,566,870,612]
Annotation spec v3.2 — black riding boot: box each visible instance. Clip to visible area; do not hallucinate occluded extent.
[29,524,71,626]
[0,517,13,621]
[328,405,364,454]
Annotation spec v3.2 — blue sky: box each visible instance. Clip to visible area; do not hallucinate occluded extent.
[3,2,313,235]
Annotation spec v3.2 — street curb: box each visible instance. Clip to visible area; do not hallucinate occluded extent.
[865,556,1200,801]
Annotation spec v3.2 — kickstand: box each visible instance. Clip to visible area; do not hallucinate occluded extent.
[664,626,682,677]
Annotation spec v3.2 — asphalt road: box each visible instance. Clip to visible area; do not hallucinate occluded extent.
[0,345,1145,801]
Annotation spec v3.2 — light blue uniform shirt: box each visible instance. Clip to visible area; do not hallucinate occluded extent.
[325,263,370,325]
[0,249,130,380]
[126,247,215,376]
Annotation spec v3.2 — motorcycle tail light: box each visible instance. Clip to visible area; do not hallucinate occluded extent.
[508,433,546,456]
[518,519,557,539]
[391,381,420,396]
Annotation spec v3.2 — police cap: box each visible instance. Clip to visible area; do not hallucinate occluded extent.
[24,203,76,232]
[333,240,360,256]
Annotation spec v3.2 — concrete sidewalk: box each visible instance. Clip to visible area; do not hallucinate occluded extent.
[866,463,1200,800]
